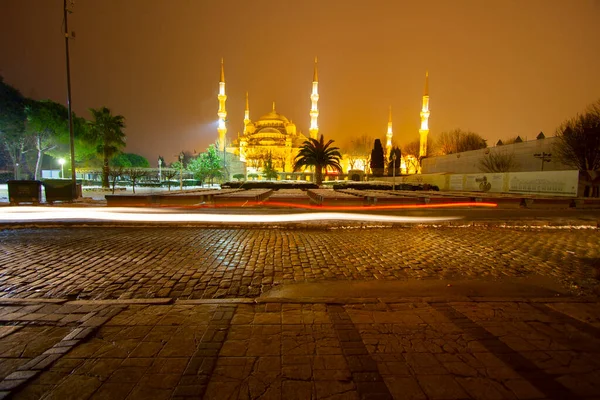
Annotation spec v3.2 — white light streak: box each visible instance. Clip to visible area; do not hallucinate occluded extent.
[0,207,461,224]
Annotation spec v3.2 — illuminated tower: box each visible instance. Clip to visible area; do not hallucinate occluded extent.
[243,91,250,134]
[385,106,393,161]
[419,71,430,160]
[309,57,319,140]
[217,58,227,151]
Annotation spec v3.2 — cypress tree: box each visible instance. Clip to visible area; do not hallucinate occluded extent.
[370,139,384,177]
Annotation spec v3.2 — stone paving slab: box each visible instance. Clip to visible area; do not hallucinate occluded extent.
[546,302,600,329]
[67,299,173,305]
[0,298,66,305]
[0,298,597,399]
[0,227,599,301]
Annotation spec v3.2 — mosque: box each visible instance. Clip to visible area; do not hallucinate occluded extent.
[215,59,430,178]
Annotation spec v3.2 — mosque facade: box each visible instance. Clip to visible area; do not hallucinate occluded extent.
[215,59,430,177]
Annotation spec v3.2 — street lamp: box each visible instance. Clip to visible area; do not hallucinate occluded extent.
[158,158,162,183]
[533,152,552,171]
[58,158,66,179]
[392,153,397,191]
[179,152,184,191]
[63,0,77,199]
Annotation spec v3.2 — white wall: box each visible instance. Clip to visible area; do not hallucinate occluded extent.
[421,137,570,174]
[377,170,580,196]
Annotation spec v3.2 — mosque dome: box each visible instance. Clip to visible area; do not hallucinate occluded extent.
[257,110,290,124]
[256,102,290,125]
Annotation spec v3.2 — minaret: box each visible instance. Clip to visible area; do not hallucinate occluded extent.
[217,58,227,151]
[385,106,393,161]
[419,71,430,160]
[309,57,319,140]
[243,91,250,134]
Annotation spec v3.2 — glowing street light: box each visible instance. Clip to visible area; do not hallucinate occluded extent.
[58,158,66,178]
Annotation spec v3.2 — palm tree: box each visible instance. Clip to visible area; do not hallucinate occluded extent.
[293,135,343,185]
[87,107,126,188]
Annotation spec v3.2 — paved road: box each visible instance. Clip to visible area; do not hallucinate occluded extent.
[1,227,598,300]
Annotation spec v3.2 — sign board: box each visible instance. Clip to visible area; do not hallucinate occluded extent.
[507,170,578,196]
[463,173,505,192]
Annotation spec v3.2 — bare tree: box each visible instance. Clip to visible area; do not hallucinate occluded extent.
[402,140,420,157]
[554,99,600,171]
[162,168,178,191]
[346,134,372,172]
[108,166,123,194]
[126,168,148,194]
[244,148,269,170]
[478,151,518,173]
[436,129,487,155]
[401,140,423,173]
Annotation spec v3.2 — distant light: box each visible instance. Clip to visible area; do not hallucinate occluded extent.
[58,158,66,165]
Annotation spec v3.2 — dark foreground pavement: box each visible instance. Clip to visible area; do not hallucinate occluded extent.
[1,295,600,400]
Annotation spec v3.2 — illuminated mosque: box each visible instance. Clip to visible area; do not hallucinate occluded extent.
[215,58,430,177]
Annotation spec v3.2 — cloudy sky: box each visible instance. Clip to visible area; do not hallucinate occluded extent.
[1,0,599,163]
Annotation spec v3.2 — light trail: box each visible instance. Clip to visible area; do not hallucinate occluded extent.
[0,207,462,224]
[207,201,498,210]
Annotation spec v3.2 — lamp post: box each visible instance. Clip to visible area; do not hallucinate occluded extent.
[59,158,65,178]
[392,153,397,191]
[63,0,77,199]
[158,158,162,183]
[179,152,184,191]
[533,152,552,171]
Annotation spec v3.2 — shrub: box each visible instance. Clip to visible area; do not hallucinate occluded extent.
[221,181,318,190]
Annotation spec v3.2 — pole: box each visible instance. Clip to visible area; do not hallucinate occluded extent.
[64,0,77,199]
[222,142,227,184]
[179,153,183,190]
[158,158,162,183]
[392,157,396,191]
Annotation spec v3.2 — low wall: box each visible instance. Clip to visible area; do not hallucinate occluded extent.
[376,170,580,197]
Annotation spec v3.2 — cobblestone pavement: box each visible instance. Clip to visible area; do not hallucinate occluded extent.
[0,227,599,300]
[0,298,599,399]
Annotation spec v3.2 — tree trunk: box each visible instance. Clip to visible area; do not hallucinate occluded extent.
[35,137,43,180]
[102,150,110,188]
[315,166,323,185]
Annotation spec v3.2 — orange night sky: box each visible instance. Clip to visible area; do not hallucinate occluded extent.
[1,0,599,163]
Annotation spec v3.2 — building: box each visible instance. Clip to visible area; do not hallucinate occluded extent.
[230,101,306,174]
[217,59,319,177]
[216,59,431,179]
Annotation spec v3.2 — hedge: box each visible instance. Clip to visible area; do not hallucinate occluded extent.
[221,181,319,190]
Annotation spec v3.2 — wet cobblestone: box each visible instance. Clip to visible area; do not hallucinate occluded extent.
[0,227,598,300]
